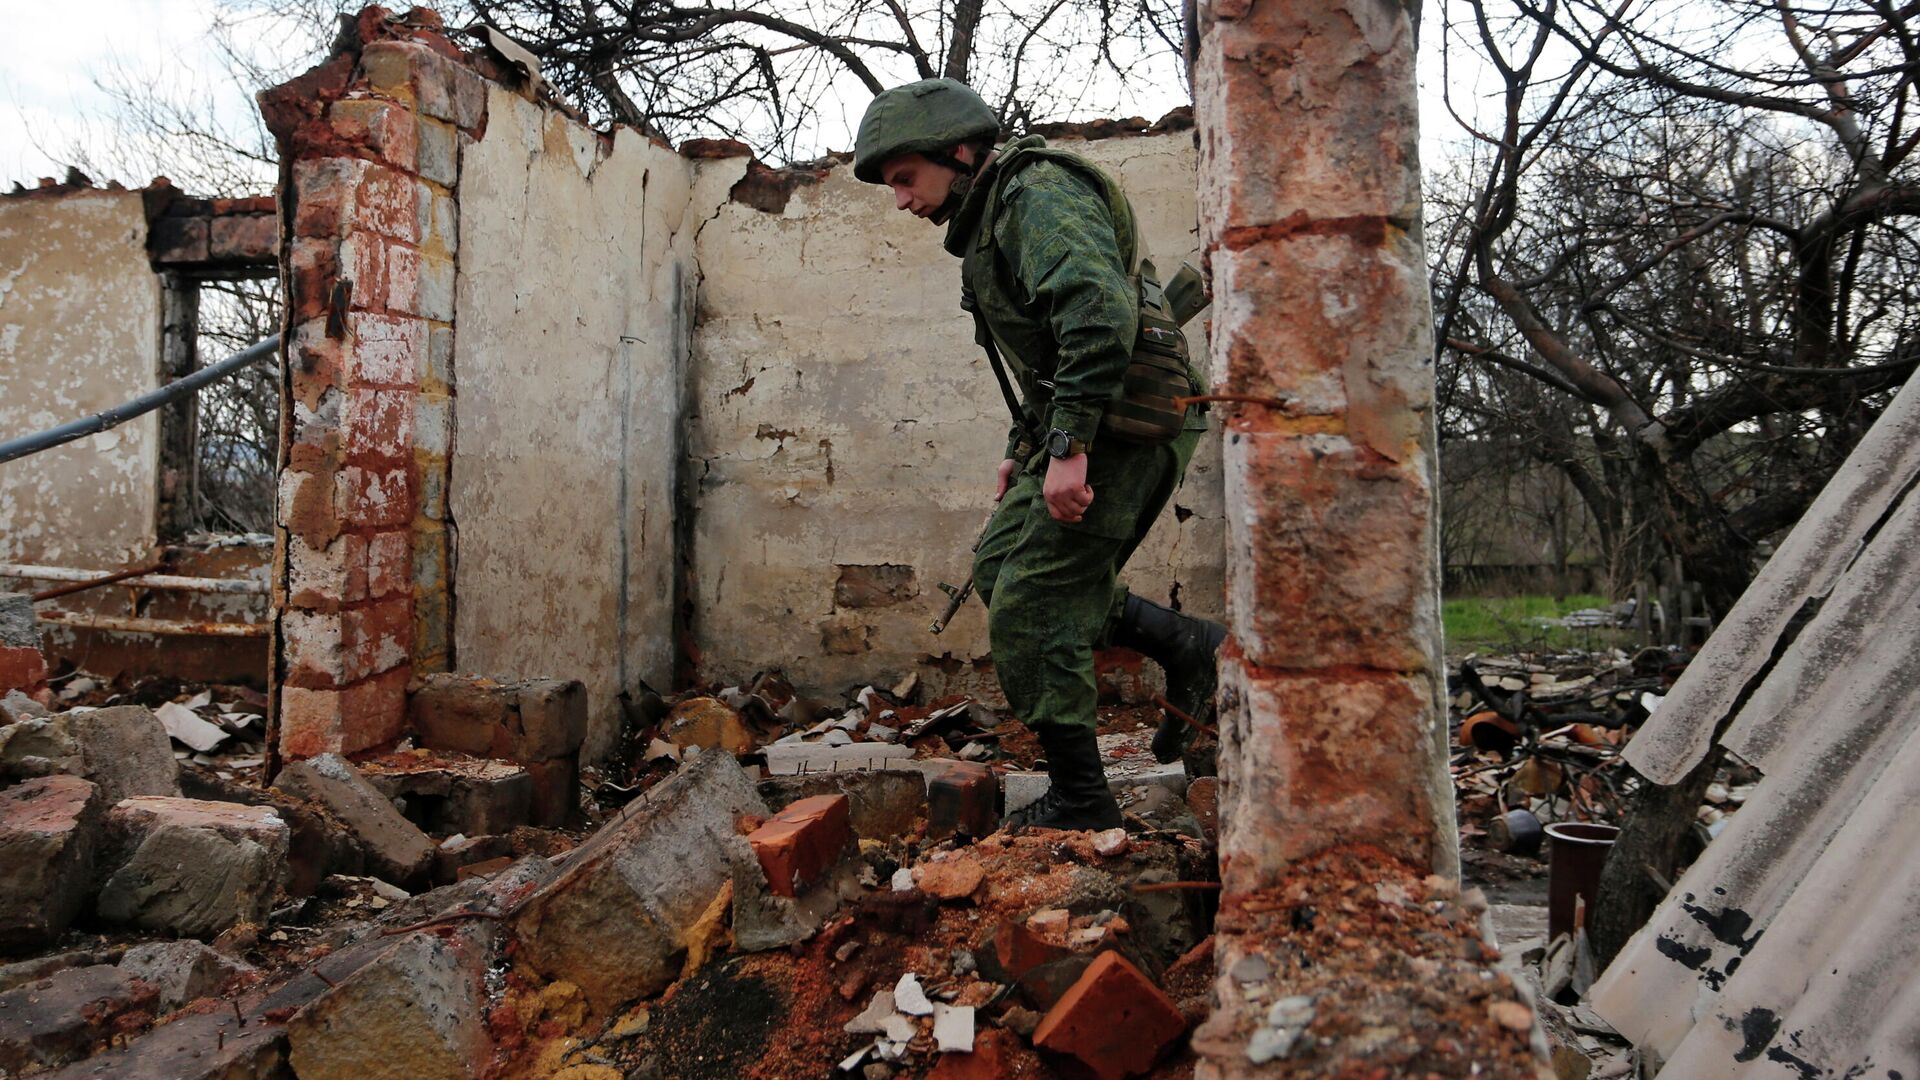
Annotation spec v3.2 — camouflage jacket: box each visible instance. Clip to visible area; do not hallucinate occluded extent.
[944,136,1140,459]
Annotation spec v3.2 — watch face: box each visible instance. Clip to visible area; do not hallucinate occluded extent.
[1048,430,1070,457]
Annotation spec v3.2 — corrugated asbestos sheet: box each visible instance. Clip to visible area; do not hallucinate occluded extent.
[1588,378,1920,1079]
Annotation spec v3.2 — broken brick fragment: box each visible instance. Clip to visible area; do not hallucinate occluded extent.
[0,776,103,951]
[925,759,998,841]
[1032,951,1186,1079]
[992,918,1070,984]
[748,793,852,897]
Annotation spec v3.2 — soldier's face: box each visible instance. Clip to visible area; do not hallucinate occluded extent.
[881,153,958,221]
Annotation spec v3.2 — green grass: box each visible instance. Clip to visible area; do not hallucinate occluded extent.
[1443,593,1623,653]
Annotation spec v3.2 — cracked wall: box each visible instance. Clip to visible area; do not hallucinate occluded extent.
[450,86,695,762]
[262,14,1223,762]
[686,132,1224,700]
[0,188,162,569]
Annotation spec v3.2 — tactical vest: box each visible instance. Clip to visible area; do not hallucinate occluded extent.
[955,142,1205,447]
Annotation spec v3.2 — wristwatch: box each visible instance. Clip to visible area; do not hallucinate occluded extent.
[1046,428,1089,459]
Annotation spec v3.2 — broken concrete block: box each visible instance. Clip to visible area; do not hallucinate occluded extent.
[361,754,533,837]
[1033,951,1186,1079]
[407,673,587,762]
[0,776,103,952]
[665,695,755,753]
[521,755,578,827]
[761,741,915,775]
[69,706,185,803]
[275,753,437,890]
[748,793,852,897]
[512,750,769,1015]
[0,706,180,803]
[432,833,513,885]
[39,1005,287,1080]
[179,767,361,897]
[0,594,47,698]
[925,760,998,841]
[1003,770,1051,819]
[118,940,257,1012]
[729,844,864,953]
[759,769,926,841]
[286,923,494,1080]
[1,689,48,722]
[0,964,160,1073]
[97,797,290,937]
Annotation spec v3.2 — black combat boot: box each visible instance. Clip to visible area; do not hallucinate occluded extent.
[1111,593,1226,764]
[1005,725,1123,831]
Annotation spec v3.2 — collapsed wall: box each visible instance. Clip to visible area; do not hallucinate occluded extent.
[686,128,1223,699]
[260,11,1222,763]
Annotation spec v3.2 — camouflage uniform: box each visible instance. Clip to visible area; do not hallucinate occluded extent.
[946,136,1207,737]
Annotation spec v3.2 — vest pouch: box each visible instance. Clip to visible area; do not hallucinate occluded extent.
[1099,271,1199,446]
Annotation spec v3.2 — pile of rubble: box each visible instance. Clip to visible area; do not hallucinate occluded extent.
[0,657,1243,1078]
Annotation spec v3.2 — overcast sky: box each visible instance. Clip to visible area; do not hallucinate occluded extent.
[1,1,1491,191]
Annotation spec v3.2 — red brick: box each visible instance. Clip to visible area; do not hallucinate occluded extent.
[0,645,47,695]
[281,609,347,689]
[365,529,410,598]
[995,918,1070,982]
[338,665,410,754]
[288,320,344,404]
[521,756,577,828]
[331,98,418,171]
[342,595,412,683]
[150,213,209,264]
[1032,951,1186,1079]
[748,793,851,897]
[292,157,368,239]
[342,388,415,463]
[354,164,421,243]
[288,238,340,322]
[209,212,277,261]
[336,465,416,527]
[346,312,425,387]
[278,686,344,760]
[925,760,997,842]
[340,235,386,312]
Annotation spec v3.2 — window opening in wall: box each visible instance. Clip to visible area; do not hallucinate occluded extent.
[181,273,282,538]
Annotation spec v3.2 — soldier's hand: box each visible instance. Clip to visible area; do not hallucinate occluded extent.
[994,458,1018,502]
[1043,454,1094,523]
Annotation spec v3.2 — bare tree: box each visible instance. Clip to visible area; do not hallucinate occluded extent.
[1429,0,1920,967]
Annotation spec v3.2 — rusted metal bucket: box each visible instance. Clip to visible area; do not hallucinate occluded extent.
[1545,822,1618,940]
[1490,807,1545,856]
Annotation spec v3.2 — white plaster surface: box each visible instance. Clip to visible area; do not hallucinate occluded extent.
[450,90,1222,751]
[686,132,1224,698]
[451,88,695,761]
[0,189,162,568]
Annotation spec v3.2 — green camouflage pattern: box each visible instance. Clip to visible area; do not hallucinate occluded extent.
[947,136,1142,457]
[943,136,1208,736]
[853,79,1000,184]
[972,430,1203,736]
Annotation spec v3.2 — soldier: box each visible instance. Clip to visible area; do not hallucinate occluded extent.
[853,79,1226,830]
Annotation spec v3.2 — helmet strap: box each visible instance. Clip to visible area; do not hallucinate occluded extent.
[924,149,979,226]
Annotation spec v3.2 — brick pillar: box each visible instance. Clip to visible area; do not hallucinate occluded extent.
[1193,0,1457,1071]
[264,21,485,762]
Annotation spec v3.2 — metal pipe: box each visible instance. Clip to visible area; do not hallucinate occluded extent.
[33,610,268,637]
[30,563,166,601]
[0,563,268,596]
[0,336,280,465]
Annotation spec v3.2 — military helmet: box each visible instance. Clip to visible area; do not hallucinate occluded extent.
[853,79,999,184]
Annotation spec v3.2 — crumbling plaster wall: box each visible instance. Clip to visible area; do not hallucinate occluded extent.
[450,86,696,762]
[0,189,162,568]
[686,132,1224,697]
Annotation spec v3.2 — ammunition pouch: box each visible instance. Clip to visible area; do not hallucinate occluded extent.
[1099,260,1201,447]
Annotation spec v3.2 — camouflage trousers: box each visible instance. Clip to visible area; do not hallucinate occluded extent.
[973,427,1203,735]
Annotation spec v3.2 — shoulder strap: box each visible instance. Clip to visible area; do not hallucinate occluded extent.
[962,283,1027,429]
